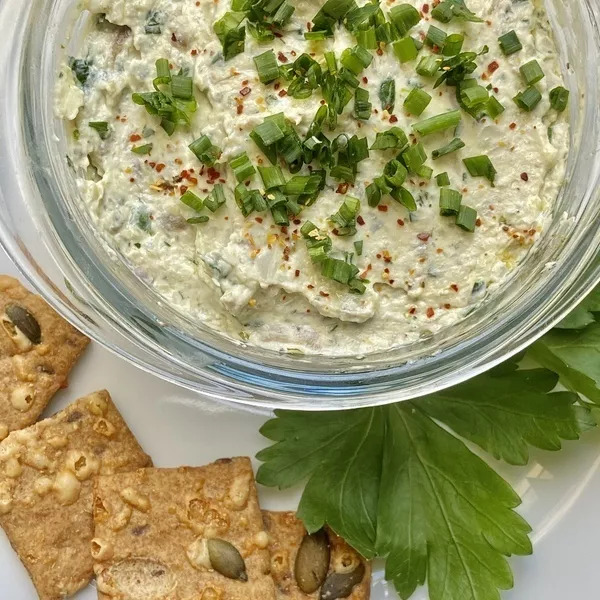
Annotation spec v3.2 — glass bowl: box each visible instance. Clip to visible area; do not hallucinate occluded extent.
[0,0,598,410]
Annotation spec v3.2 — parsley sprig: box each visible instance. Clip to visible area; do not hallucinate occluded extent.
[256,284,600,600]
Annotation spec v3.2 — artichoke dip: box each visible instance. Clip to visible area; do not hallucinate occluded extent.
[57,0,569,356]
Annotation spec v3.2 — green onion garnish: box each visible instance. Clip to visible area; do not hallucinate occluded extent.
[230,152,256,182]
[145,10,162,34]
[366,182,382,207]
[436,172,451,186]
[549,86,570,112]
[258,165,286,190]
[432,137,465,160]
[384,160,408,187]
[456,205,477,232]
[486,96,506,119]
[187,216,210,224]
[252,119,285,147]
[416,165,433,180]
[520,60,545,85]
[443,33,464,56]
[498,30,522,56]
[284,175,322,197]
[89,121,110,140]
[439,188,462,216]
[171,75,193,100]
[402,142,427,173]
[513,86,542,111]
[389,4,421,36]
[425,25,447,50]
[330,196,360,236]
[181,190,204,212]
[131,144,153,155]
[370,127,409,151]
[431,0,483,23]
[214,11,246,61]
[254,50,280,84]
[354,87,372,120]
[412,109,461,136]
[189,135,221,167]
[356,27,377,49]
[354,240,363,256]
[340,45,373,75]
[391,186,417,212]
[460,85,489,108]
[379,79,396,113]
[204,184,227,212]
[393,36,419,63]
[155,58,170,79]
[404,88,432,116]
[416,55,442,77]
[463,155,497,185]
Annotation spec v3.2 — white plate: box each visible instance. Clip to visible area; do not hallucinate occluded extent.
[1,251,599,599]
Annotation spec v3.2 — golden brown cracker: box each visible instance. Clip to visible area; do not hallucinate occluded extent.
[263,511,370,599]
[0,275,89,437]
[0,390,151,600]
[93,458,276,600]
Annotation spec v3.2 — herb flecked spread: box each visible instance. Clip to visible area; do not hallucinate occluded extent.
[56,0,569,356]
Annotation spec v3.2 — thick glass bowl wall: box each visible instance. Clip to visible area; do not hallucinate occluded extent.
[0,0,598,409]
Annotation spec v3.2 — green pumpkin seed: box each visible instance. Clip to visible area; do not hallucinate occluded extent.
[207,538,248,581]
[294,529,330,593]
[319,562,365,599]
[5,304,41,344]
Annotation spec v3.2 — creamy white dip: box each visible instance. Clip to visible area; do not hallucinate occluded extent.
[57,0,569,356]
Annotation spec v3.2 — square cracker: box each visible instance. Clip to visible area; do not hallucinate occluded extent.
[0,390,151,600]
[0,275,89,438]
[92,458,276,600]
[263,511,371,600]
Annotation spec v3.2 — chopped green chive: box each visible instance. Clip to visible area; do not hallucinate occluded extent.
[412,109,461,136]
[486,96,506,119]
[252,119,285,147]
[442,33,464,56]
[416,165,433,180]
[187,216,210,224]
[354,87,372,120]
[456,205,477,232]
[340,45,373,75]
[463,155,497,185]
[402,142,427,173]
[379,79,396,113]
[370,127,409,151]
[404,88,432,116]
[189,135,221,166]
[171,75,193,100]
[389,4,421,36]
[284,175,322,197]
[393,36,419,63]
[436,172,451,186]
[204,184,227,212]
[432,0,483,23]
[155,58,170,79]
[498,30,522,56]
[89,121,110,140]
[258,165,286,190]
[254,50,280,84]
[354,240,364,256]
[131,144,153,155]
[425,25,447,50]
[513,86,542,111]
[439,188,462,216]
[384,160,408,187]
[330,196,361,236]
[432,137,465,160]
[520,59,545,85]
[213,11,246,61]
[549,86,570,112]
[230,152,256,182]
[460,85,489,108]
[356,27,377,49]
[391,186,417,212]
[180,190,204,212]
[416,55,442,77]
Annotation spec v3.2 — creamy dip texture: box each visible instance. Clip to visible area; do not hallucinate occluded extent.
[57,0,569,356]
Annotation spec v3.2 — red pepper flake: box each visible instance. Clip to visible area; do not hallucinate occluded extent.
[409,307,417,315]
[384,267,390,274]
[376,254,382,259]
[357,215,366,226]
[274,82,281,90]
[129,177,135,183]
[377,205,388,212]
[307,21,312,31]
[389,115,398,123]
[520,172,529,182]
[377,47,384,56]
[423,2,430,12]
[307,284,315,289]
[481,72,488,81]
[240,86,251,96]
[319,291,330,297]
[488,60,500,74]
[450,284,459,292]
[195,1,200,5]
[278,52,288,63]
[295,269,300,277]
[336,183,349,194]
[180,185,188,194]
[191,49,198,56]
[237,105,244,115]
[397,219,405,227]
[417,232,431,242]
[362,76,368,84]
[290,50,297,57]
[242,79,249,86]
[426,307,435,318]
[509,122,517,130]
[493,87,499,94]
[293,218,301,225]
[129,134,142,143]
[281,226,288,234]
[332,228,339,236]
[188,177,198,185]
[149,162,156,169]
[278,89,288,97]
[274,31,283,38]
[444,303,451,310]
[155,163,166,173]
[255,217,263,223]
[476,218,482,227]
[207,167,220,182]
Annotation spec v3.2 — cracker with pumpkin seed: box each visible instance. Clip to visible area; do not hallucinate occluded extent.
[92,458,276,600]
[0,390,151,600]
[262,511,370,600]
[0,275,89,439]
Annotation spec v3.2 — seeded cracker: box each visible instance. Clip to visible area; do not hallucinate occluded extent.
[263,511,370,600]
[93,458,276,600]
[0,275,89,439]
[0,390,151,600]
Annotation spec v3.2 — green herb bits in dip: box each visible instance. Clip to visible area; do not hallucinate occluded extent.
[56,0,569,356]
